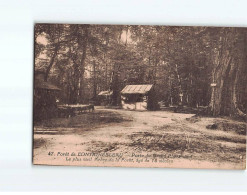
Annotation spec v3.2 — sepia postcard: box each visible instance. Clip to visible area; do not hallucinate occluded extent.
[33,23,246,169]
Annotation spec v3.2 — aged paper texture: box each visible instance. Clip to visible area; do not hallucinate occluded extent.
[33,24,246,169]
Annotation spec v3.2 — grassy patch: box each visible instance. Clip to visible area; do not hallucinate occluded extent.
[34,110,132,135]
[128,124,246,163]
[214,120,246,135]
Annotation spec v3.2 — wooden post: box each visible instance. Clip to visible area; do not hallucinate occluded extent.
[210,83,217,116]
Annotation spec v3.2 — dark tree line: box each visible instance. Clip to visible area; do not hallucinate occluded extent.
[34,24,247,118]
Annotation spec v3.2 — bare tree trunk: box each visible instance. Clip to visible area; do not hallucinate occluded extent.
[175,64,183,105]
[79,26,89,103]
[209,55,232,116]
[209,34,231,116]
[209,30,246,118]
[93,60,97,99]
[111,64,121,106]
[232,63,246,118]
[44,44,59,81]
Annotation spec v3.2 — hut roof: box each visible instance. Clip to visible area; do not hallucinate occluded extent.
[121,84,153,94]
[98,90,113,96]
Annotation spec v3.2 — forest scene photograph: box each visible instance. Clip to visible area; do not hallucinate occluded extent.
[33,24,246,169]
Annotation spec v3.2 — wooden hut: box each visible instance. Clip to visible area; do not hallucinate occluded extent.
[121,84,158,111]
[34,71,61,121]
[98,90,113,106]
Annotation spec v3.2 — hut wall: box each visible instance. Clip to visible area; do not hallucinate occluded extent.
[121,101,148,110]
[121,94,148,111]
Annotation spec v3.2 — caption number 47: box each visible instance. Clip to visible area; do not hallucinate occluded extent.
[48,152,54,156]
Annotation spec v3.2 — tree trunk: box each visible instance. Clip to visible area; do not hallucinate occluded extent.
[44,44,59,81]
[93,60,97,99]
[231,62,246,118]
[111,64,120,106]
[209,30,246,118]
[209,56,232,116]
[79,26,89,103]
[209,34,231,116]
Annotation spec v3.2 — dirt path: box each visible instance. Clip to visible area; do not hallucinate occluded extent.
[33,108,246,169]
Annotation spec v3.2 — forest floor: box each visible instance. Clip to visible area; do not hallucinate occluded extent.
[33,107,246,169]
